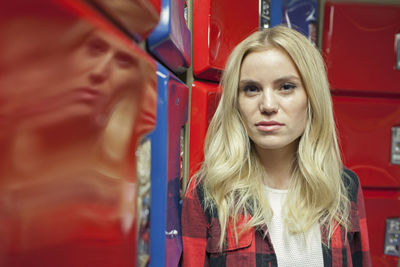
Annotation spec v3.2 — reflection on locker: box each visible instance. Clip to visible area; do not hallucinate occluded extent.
[148,63,188,267]
[87,0,161,42]
[282,0,318,45]
[0,0,157,266]
[189,81,221,178]
[147,0,191,73]
[323,2,400,266]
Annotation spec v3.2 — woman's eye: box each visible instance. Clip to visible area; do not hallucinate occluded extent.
[281,83,296,91]
[242,85,259,93]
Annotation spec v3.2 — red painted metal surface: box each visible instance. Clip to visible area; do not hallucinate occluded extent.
[364,189,400,267]
[333,95,400,264]
[332,96,400,188]
[189,81,221,178]
[324,2,400,265]
[192,0,259,82]
[322,2,400,95]
[0,0,157,266]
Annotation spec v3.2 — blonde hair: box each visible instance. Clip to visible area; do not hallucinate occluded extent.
[196,25,350,249]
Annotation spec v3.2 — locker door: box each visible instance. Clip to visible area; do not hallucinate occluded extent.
[149,64,188,267]
[0,1,157,266]
[333,96,400,188]
[363,190,400,266]
[189,81,221,178]
[323,2,400,95]
[192,0,282,82]
[332,96,400,266]
[147,0,191,73]
[282,0,318,45]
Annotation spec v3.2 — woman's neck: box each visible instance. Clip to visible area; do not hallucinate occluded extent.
[255,143,297,190]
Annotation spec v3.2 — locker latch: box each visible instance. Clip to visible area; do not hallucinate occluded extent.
[384,218,400,256]
[396,33,400,71]
[259,0,270,29]
[391,126,400,165]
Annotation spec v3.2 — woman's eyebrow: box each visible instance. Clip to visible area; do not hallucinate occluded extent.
[239,79,259,85]
[273,75,301,84]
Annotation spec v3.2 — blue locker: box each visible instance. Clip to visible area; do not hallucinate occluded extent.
[149,63,188,267]
[282,0,318,45]
[147,0,191,73]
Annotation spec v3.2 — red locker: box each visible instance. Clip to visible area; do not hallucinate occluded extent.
[332,96,400,188]
[332,96,400,266]
[192,0,259,81]
[0,1,157,266]
[189,81,221,178]
[364,189,400,266]
[323,2,400,266]
[323,2,400,95]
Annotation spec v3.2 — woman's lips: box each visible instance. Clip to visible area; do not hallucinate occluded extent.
[255,121,284,132]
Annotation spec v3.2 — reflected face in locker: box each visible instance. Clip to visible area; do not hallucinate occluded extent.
[238,48,308,153]
[62,29,143,125]
[0,25,144,133]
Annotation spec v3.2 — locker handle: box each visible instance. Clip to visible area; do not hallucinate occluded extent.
[259,0,270,29]
[396,33,400,71]
[165,229,178,238]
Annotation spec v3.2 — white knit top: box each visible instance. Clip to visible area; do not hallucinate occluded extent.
[265,186,324,267]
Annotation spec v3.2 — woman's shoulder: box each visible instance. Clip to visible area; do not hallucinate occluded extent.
[184,176,204,201]
[183,176,217,223]
[183,176,209,213]
[182,176,217,230]
[342,167,360,202]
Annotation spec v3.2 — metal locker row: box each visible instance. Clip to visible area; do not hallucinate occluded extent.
[0,0,191,266]
[148,64,188,267]
[5,0,400,266]
[322,2,400,266]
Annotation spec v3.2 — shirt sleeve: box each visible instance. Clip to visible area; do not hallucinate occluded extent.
[181,178,209,267]
[346,169,372,267]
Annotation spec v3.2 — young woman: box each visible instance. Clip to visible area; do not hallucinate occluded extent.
[181,26,371,267]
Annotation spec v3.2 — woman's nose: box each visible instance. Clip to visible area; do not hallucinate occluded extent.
[259,89,279,114]
[88,54,113,85]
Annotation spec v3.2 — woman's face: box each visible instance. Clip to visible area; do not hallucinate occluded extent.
[237,48,308,153]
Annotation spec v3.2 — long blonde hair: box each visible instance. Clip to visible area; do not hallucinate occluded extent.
[196,25,350,249]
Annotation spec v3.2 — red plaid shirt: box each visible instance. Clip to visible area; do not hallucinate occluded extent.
[181,169,371,267]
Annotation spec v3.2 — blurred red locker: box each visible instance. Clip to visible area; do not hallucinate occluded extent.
[0,0,158,266]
